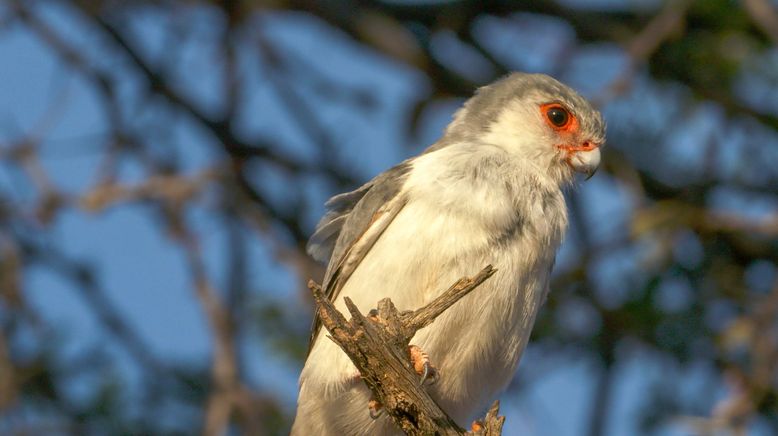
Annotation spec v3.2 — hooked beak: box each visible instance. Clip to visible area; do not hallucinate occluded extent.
[558,142,601,180]
[569,146,601,180]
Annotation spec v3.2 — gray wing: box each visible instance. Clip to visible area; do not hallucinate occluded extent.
[306,184,372,264]
[306,161,412,353]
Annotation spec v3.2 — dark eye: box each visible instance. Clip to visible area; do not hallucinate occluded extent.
[546,106,569,127]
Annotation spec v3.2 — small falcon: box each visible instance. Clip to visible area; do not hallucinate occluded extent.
[292,72,605,435]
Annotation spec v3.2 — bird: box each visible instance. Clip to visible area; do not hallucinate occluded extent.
[291,72,605,435]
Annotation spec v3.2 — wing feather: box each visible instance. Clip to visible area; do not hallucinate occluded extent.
[306,161,412,353]
[306,183,373,263]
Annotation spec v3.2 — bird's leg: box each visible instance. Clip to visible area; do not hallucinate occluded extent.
[350,372,387,419]
[362,346,438,419]
[350,370,385,419]
[366,309,438,385]
[360,312,438,418]
[409,344,438,386]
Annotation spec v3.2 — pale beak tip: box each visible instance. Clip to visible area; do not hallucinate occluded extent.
[569,146,601,181]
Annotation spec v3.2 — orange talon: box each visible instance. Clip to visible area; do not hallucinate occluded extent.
[409,345,438,386]
[368,399,383,419]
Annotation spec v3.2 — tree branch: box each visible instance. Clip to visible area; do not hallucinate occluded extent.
[308,265,504,435]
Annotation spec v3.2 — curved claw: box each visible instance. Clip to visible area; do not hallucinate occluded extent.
[368,399,383,419]
[369,407,383,420]
[419,361,439,386]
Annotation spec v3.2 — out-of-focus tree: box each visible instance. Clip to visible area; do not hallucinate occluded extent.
[0,0,777,434]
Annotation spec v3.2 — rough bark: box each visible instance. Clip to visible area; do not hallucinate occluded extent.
[308,264,505,435]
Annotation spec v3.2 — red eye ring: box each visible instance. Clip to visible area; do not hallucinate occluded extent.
[540,103,576,131]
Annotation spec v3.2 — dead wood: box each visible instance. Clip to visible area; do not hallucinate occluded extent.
[308,264,505,435]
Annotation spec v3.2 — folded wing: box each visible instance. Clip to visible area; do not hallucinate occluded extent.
[305,161,412,353]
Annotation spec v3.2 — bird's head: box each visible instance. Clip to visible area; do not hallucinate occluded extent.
[442,73,606,185]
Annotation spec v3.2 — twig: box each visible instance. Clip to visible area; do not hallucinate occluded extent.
[0,330,16,411]
[79,167,222,212]
[594,0,692,105]
[308,264,503,435]
[175,225,242,436]
[400,268,498,333]
[743,0,778,46]
[470,400,506,436]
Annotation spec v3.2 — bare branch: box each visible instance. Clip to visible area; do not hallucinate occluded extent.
[309,265,501,435]
[594,0,693,105]
[400,266,498,334]
[744,0,778,46]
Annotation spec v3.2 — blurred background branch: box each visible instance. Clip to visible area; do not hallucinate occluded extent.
[0,0,777,434]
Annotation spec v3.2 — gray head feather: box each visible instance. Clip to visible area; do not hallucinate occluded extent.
[430,72,605,151]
